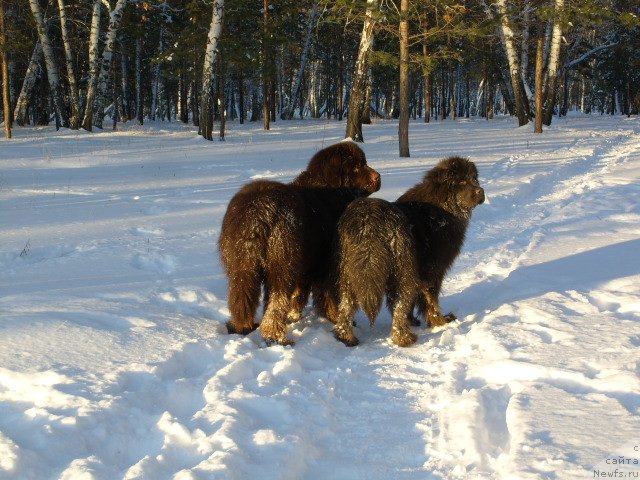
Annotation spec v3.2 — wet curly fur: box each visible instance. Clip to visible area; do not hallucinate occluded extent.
[332,156,485,347]
[218,142,381,345]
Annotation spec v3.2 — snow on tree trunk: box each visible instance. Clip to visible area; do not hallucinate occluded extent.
[82,0,102,131]
[345,0,377,142]
[14,42,42,126]
[398,0,410,157]
[57,0,80,129]
[494,0,529,126]
[200,0,224,141]
[28,0,69,129]
[543,0,564,126]
[91,0,128,130]
[285,2,318,120]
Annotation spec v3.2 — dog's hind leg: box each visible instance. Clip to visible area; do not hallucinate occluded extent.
[226,270,261,335]
[260,290,294,345]
[389,285,418,347]
[333,291,359,347]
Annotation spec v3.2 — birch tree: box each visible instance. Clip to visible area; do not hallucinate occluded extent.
[285,2,318,120]
[82,0,103,131]
[200,0,224,141]
[92,0,128,129]
[494,0,530,126]
[345,0,377,142]
[542,0,564,125]
[28,0,69,128]
[57,0,80,129]
[14,42,42,126]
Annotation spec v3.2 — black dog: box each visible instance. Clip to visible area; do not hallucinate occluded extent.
[218,142,380,345]
[332,156,484,346]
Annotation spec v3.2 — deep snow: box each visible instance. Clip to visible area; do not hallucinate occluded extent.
[0,115,639,479]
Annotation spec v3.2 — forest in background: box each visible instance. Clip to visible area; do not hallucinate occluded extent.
[0,0,638,148]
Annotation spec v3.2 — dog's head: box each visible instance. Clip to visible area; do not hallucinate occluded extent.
[398,156,484,215]
[296,142,381,194]
[432,156,485,211]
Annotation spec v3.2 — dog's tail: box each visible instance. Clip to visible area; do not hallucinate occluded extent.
[218,190,272,333]
[339,237,392,327]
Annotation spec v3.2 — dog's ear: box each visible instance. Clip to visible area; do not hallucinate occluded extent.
[307,152,343,187]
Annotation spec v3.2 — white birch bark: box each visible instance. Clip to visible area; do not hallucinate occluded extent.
[285,2,318,120]
[520,1,534,103]
[494,0,529,125]
[14,41,42,126]
[200,0,224,141]
[28,0,69,128]
[92,0,128,129]
[545,0,564,88]
[345,0,377,141]
[543,0,564,125]
[57,0,80,129]
[82,0,102,130]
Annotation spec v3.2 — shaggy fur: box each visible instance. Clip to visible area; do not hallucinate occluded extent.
[218,142,381,345]
[333,156,485,347]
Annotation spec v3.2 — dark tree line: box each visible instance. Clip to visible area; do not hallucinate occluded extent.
[0,0,638,144]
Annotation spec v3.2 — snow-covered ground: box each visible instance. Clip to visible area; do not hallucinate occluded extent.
[1,115,639,479]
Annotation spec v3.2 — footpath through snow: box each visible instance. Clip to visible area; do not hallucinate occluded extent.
[0,115,639,479]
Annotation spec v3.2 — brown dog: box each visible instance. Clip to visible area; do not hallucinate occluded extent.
[218,142,380,345]
[332,156,484,346]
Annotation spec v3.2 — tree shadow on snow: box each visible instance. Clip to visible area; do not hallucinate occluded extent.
[445,238,640,316]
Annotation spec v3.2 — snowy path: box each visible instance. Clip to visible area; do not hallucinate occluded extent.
[1,116,639,479]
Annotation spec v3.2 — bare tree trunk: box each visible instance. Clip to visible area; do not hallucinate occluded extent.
[542,0,564,126]
[494,0,529,126]
[337,52,345,120]
[534,21,544,133]
[200,0,224,141]
[362,70,372,124]
[441,69,447,119]
[424,72,431,123]
[28,0,69,128]
[120,48,130,121]
[82,0,102,130]
[520,1,534,104]
[0,0,11,138]
[398,0,410,157]
[346,0,377,141]
[262,0,270,130]
[238,71,245,123]
[136,38,143,124]
[218,56,226,141]
[91,0,127,130]
[421,21,431,124]
[57,0,79,129]
[286,2,317,120]
[14,42,42,126]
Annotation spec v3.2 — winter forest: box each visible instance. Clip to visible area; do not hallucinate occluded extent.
[0,0,639,150]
